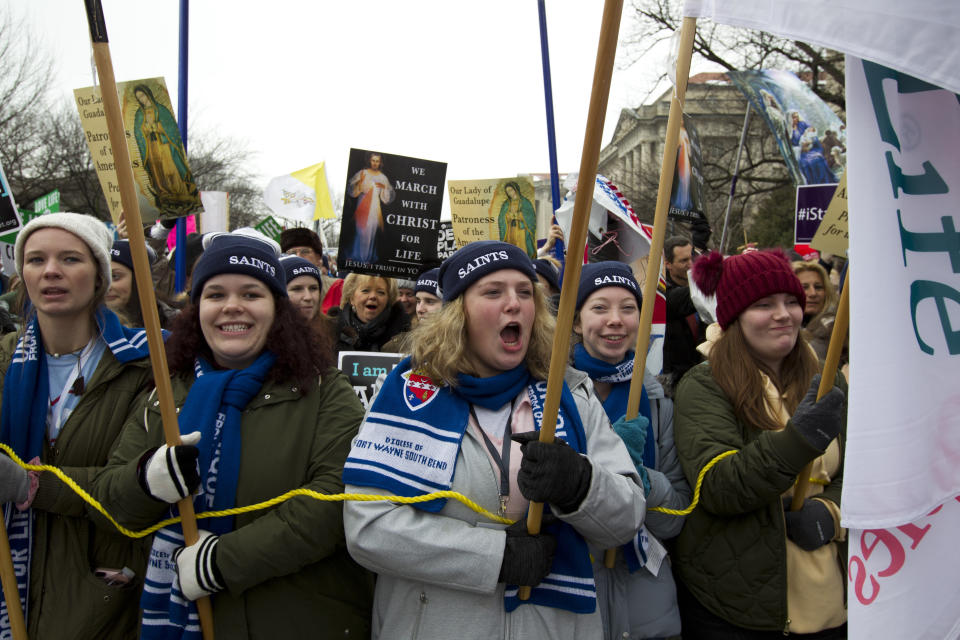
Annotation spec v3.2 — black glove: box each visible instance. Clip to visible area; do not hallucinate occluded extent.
[784,498,836,551]
[137,432,202,503]
[498,517,557,586]
[791,375,844,451]
[689,217,712,252]
[172,530,225,601]
[512,431,592,513]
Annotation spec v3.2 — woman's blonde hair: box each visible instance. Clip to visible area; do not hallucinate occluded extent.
[409,285,555,386]
[340,273,397,310]
[792,260,837,317]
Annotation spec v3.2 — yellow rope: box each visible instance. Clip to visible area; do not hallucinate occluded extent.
[648,449,737,515]
[0,443,752,537]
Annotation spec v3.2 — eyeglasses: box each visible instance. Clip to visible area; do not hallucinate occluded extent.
[286,247,316,258]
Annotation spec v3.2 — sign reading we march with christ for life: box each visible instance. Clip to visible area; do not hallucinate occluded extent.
[337,148,447,279]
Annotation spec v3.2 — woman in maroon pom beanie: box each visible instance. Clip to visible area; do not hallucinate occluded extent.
[670,249,848,638]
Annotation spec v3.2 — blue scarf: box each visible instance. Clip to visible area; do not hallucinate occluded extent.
[344,358,597,614]
[572,344,657,574]
[140,350,276,640]
[0,307,155,634]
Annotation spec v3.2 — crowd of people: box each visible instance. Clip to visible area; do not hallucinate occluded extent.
[0,211,848,639]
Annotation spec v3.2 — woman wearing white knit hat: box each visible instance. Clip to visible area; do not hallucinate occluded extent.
[0,212,156,639]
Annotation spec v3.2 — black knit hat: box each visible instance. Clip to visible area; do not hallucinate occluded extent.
[191,232,286,302]
[279,255,322,287]
[110,240,157,273]
[438,240,536,302]
[279,227,323,255]
[415,267,441,297]
[576,261,641,310]
[533,258,561,293]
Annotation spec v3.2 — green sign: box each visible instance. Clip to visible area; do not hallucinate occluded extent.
[33,190,60,215]
[0,190,60,244]
[255,215,283,243]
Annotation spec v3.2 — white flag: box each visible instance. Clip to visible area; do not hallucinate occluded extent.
[844,55,960,640]
[683,0,960,95]
[842,57,960,529]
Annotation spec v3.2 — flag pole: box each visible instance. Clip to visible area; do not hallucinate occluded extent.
[719,103,752,255]
[82,1,215,637]
[174,0,189,292]
[0,511,27,639]
[518,0,625,600]
[791,273,849,510]
[537,0,566,262]
[604,16,698,569]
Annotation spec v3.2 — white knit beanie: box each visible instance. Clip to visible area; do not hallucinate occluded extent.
[15,213,114,288]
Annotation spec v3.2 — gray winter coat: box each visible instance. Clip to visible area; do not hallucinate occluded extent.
[592,372,691,639]
[344,366,645,640]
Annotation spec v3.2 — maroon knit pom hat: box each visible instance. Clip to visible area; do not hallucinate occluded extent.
[690,250,806,329]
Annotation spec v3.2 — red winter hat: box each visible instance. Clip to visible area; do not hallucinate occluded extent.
[691,250,805,329]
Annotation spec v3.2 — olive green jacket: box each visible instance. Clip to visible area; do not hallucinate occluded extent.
[94,367,373,639]
[672,362,846,632]
[0,331,154,640]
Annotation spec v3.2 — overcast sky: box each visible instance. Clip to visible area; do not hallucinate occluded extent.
[14,1,685,212]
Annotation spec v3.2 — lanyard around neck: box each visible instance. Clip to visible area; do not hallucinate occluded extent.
[469,398,516,500]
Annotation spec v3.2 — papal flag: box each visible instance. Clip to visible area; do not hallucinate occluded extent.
[263,161,336,224]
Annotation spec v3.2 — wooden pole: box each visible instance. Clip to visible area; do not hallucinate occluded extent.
[82,2,215,637]
[604,16,698,569]
[791,274,850,511]
[518,0,625,600]
[0,515,27,639]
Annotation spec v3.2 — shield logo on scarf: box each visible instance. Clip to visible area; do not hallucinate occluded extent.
[401,369,440,412]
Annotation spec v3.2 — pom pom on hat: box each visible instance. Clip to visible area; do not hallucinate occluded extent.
[690,250,724,296]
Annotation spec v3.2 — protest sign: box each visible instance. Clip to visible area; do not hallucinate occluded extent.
[448,177,538,258]
[254,215,283,243]
[435,221,457,263]
[794,183,835,249]
[338,149,447,279]
[728,69,846,186]
[810,174,848,257]
[338,351,405,411]
[668,114,707,223]
[76,78,202,224]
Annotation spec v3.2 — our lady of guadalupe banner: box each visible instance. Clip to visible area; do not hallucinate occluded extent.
[75,77,202,223]
[447,177,538,258]
[728,69,846,186]
[338,148,447,279]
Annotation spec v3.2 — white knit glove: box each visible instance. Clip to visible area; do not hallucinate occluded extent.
[138,431,202,503]
[173,530,224,601]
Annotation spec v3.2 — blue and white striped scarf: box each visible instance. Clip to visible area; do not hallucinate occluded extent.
[140,351,275,640]
[572,344,657,575]
[343,357,597,614]
[0,307,155,635]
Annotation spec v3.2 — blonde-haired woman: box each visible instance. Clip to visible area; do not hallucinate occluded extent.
[342,240,644,639]
[335,272,409,353]
[792,260,838,360]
